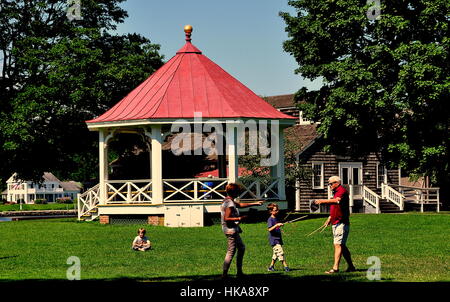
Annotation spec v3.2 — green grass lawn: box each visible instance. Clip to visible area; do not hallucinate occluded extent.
[0,213,448,282]
[0,203,75,212]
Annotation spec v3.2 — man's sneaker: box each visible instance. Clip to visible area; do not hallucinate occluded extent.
[284,266,291,272]
[267,266,275,272]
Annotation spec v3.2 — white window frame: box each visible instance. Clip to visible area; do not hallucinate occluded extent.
[311,162,324,189]
[376,163,387,188]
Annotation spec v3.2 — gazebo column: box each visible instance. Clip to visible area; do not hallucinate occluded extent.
[226,125,239,183]
[218,123,227,178]
[150,125,163,203]
[270,125,286,200]
[98,129,109,205]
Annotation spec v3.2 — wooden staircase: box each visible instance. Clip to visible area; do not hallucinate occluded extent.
[77,184,100,221]
[379,200,403,213]
[80,207,99,221]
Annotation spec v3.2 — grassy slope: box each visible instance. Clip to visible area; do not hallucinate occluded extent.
[0,213,448,282]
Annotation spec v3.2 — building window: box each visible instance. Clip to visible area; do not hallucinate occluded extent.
[312,162,324,189]
[377,164,387,188]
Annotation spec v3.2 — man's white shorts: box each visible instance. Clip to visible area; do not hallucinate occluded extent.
[332,223,349,245]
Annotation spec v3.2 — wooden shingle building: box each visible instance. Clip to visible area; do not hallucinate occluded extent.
[265,94,441,213]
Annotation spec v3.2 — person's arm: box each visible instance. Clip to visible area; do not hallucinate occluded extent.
[315,197,341,205]
[132,237,139,248]
[235,200,264,208]
[224,206,241,222]
[268,222,283,232]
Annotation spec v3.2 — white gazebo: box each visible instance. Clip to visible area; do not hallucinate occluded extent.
[78,26,296,226]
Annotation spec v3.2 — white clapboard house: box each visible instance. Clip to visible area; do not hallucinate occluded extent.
[4,172,81,204]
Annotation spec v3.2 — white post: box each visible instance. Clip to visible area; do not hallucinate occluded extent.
[99,130,109,205]
[226,125,238,183]
[151,125,163,203]
[295,179,301,211]
[276,126,286,200]
[436,189,440,212]
[420,192,424,213]
[349,185,354,212]
[268,123,285,200]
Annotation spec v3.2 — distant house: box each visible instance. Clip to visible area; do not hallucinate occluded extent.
[5,172,82,204]
[265,94,407,213]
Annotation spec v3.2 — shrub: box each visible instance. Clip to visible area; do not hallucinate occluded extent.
[34,199,47,204]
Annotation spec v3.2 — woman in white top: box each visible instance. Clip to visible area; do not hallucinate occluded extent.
[221,183,263,279]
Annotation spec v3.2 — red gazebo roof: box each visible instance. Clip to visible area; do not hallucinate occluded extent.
[86,27,296,124]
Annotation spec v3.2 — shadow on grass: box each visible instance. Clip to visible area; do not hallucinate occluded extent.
[0,255,19,260]
[1,273,447,298]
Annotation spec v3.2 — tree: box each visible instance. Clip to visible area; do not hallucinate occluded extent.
[0,0,164,185]
[281,0,450,203]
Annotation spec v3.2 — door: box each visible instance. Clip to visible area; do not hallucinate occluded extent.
[339,163,363,198]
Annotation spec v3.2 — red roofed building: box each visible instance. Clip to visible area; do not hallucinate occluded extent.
[79,26,296,226]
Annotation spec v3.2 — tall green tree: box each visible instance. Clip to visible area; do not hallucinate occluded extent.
[281,0,450,203]
[0,0,163,185]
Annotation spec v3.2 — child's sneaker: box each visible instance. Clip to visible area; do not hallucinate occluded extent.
[284,266,291,272]
[267,266,275,272]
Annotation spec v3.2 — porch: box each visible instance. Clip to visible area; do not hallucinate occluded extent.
[77,177,285,226]
[310,183,441,214]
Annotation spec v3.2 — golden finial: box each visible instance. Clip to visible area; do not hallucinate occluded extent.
[184,25,193,42]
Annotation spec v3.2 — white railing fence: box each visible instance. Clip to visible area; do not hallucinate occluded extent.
[362,185,380,214]
[163,178,228,202]
[389,184,440,212]
[106,180,152,203]
[78,177,282,217]
[239,177,280,200]
[77,183,100,220]
[381,183,405,211]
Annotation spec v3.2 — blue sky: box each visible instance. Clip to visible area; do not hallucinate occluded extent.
[115,0,322,97]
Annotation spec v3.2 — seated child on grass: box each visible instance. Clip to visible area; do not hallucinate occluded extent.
[132,228,152,251]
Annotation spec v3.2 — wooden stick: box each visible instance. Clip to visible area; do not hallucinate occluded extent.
[320,225,328,233]
[285,215,308,224]
[306,224,327,237]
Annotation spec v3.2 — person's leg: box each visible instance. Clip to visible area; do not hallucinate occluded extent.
[268,245,278,270]
[274,244,289,270]
[223,234,237,277]
[143,242,151,250]
[333,244,343,270]
[342,245,356,270]
[327,223,344,273]
[235,234,246,275]
[340,224,355,271]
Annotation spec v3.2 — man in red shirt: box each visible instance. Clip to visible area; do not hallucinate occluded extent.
[315,176,356,274]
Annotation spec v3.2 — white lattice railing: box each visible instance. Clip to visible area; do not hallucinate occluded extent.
[79,176,281,209]
[382,183,405,211]
[77,183,100,220]
[239,177,280,200]
[163,178,228,202]
[106,180,152,204]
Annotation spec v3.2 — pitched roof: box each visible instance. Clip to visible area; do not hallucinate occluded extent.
[60,181,82,191]
[87,33,296,125]
[284,124,320,155]
[264,94,296,108]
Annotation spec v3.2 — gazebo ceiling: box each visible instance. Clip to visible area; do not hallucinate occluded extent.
[86,26,296,126]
